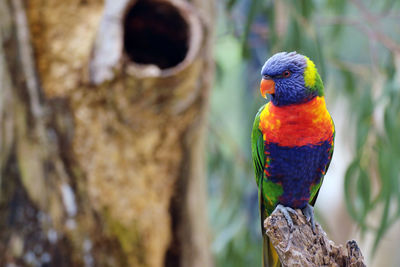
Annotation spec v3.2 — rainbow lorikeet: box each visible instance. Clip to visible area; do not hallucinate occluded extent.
[251,52,335,267]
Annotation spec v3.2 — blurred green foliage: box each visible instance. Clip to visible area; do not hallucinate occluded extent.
[208,0,400,265]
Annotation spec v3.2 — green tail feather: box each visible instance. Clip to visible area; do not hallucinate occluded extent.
[263,235,281,267]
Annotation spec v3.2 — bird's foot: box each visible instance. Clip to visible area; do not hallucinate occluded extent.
[301,203,316,233]
[272,204,298,230]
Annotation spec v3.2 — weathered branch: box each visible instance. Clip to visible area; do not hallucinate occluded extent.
[265,210,366,267]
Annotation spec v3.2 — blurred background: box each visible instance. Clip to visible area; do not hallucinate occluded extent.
[208,1,400,267]
[1,0,400,266]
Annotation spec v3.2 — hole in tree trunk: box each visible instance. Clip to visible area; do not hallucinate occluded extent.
[123,0,189,69]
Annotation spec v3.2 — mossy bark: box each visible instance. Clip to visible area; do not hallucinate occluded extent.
[0,0,214,266]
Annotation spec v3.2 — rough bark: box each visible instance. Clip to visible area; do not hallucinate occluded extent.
[0,0,214,266]
[265,211,366,267]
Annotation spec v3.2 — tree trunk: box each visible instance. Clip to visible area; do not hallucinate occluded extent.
[0,0,214,266]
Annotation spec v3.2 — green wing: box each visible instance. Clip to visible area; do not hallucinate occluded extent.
[251,105,266,186]
[251,104,266,228]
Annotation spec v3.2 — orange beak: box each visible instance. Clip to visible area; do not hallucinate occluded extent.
[260,78,275,98]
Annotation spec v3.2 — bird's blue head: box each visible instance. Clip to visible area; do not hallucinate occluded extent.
[260,52,324,106]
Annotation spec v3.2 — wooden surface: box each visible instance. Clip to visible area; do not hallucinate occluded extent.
[1,0,214,265]
[265,210,366,267]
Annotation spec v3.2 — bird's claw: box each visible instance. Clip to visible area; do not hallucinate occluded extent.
[302,204,316,234]
[272,204,297,230]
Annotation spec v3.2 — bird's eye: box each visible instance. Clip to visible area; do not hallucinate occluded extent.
[282,70,291,78]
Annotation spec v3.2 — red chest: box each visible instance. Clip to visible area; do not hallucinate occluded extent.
[259,97,334,147]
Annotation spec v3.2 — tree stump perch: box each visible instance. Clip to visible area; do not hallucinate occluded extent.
[264,210,366,267]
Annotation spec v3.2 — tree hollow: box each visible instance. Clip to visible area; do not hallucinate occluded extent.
[123,0,189,69]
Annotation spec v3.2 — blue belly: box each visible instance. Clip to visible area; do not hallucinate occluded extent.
[265,140,332,208]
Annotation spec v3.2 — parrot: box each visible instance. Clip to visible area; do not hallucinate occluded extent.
[251,52,335,267]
